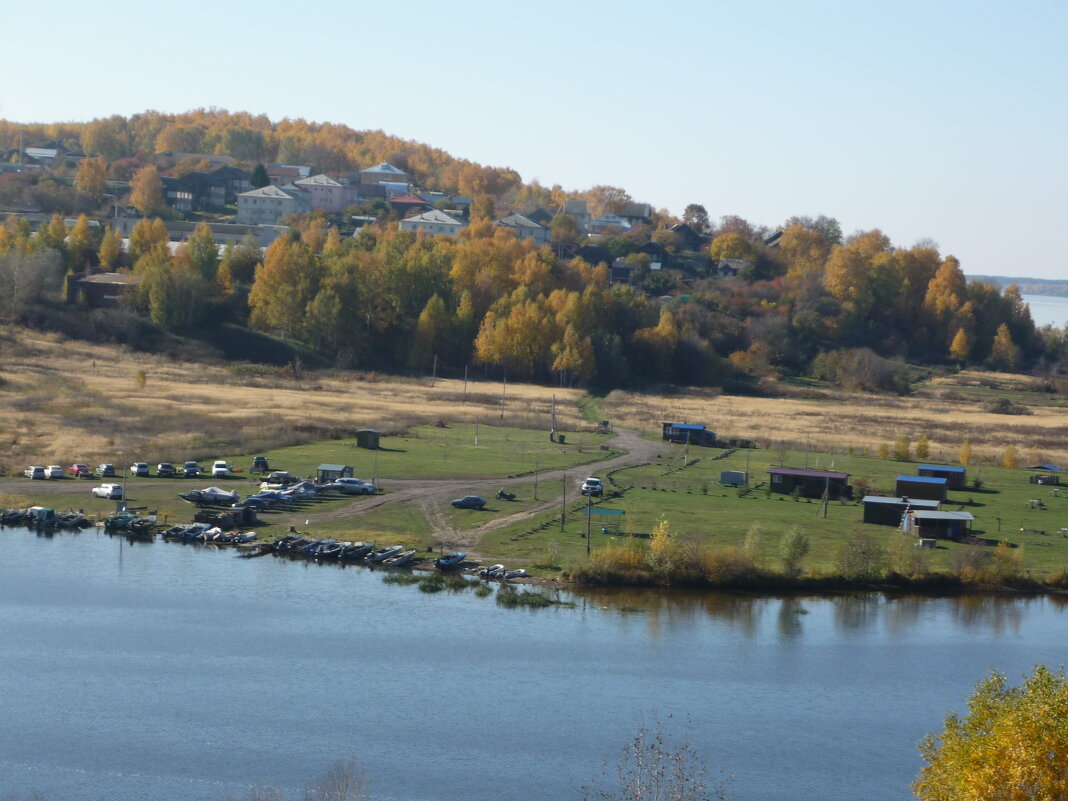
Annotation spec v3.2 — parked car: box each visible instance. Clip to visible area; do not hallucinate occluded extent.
[45,465,64,479]
[24,465,46,480]
[157,462,177,478]
[182,461,201,478]
[130,462,150,477]
[211,460,231,478]
[95,463,116,478]
[451,495,487,510]
[332,477,377,495]
[266,470,295,485]
[69,463,92,478]
[581,477,604,497]
[92,483,124,500]
[251,456,270,473]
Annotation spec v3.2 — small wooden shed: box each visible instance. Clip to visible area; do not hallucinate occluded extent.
[317,464,353,482]
[903,510,974,540]
[768,467,852,500]
[896,475,948,502]
[720,470,748,487]
[661,422,717,447]
[862,495,940,526]
[355,429,380,449]
[917,464,967,490]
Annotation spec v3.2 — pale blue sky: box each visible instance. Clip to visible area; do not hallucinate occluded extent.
[2,0,1065,279]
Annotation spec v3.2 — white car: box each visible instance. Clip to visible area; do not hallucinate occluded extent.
[581,477,604,496]
[130,462,150,477]
[211,460,231,478]
[24,465,46,480]
[45,465,64,479]
[332,477,377,495]
[92,483,124,499]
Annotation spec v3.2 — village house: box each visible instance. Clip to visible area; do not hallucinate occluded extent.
[768,467,852,500]
[398,209,465,237]
[236,184,309,225]
[495,212,549,244]
[895,475,949,502]
[360,162,409,187]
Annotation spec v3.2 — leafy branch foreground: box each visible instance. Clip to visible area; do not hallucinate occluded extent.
[569,519,1053,592]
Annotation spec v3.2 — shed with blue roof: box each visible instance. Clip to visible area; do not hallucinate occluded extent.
[661,422,716,447]
[896,474,948,502]
[917,464,967,490]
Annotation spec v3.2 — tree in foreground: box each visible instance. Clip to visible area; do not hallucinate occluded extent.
[584,720,729,801]
[914,665,1068,801]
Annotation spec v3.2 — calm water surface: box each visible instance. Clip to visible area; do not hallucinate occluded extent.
[1022,293,1068,328]
[2,528,1067,801]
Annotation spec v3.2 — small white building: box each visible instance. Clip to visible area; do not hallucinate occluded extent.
[360,162,410,186]
[398,209,465,237]
[236,185,309,225]
[294,174,351,213]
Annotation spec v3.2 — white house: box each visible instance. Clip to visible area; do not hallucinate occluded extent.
[495,213,549,245]
[236,185,309,225]
[294,174,351,213]
[398,209,465,237]
[360,162,410,186]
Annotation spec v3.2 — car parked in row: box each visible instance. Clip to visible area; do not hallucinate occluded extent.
[45,465,64,479]
[157,462,177,478]
[24,465,46,480]
[95,464,116,478]
[130,462,150,477]
[211,460,231,478]
[331,477,378,495]
[91,483,124,499]
[182,461,201,478]
[69,463,92,478]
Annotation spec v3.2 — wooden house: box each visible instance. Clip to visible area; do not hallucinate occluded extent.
[917,464,967,490]
[862,495,940,526]
[896,475,948,502]
[903,510,974,540]
[317,464,353,482]
[661,422,717,447]
[768,468,852,500]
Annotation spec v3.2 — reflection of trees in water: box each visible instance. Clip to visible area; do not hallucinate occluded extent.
[834,594,884,630]
[577,587,769,639]
[777,597,806,640]
[884,596,925,636]
[950,595,1028,635]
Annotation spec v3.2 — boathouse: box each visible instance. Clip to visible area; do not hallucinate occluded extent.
[768,467,852,500]
[661,422,716,447]
[895,475,948,502]
[917,464,967,490]
[861,495,940,526]
[903,510,974,540]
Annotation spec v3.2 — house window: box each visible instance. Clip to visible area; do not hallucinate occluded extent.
[772,475,782,485]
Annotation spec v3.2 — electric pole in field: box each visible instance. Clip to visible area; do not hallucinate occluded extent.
[560,473,566,532]
[463,365,468,401]
[431,355,437,387]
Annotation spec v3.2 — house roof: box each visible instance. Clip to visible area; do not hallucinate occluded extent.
[862,496,941,509]
[897,475,948,485]
[317,464,351,472]
[361,162,407,175]
[910,510,975,522]
[1029,464,1062,471]
[79,272,142,286]
[401,209,464,226]
[391,194,429,205]
[496,213,544,230]
[917,465,966,474]
[295,173,342,187]
[239,185,299,200]
[769,468,850,480]
[666,423,707,431]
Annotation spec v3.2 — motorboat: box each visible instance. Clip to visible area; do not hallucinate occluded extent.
[179,487,239,506]
[433,551,467,569]
[505,569,528,580]
[478,564,506,578]
[341,542,374,560]
[317,541,344,559]
[368,545,404,562]
[104,511,137,529]
[383,549,416,567]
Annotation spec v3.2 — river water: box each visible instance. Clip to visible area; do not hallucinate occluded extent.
[2,528,1066,801]
[1022,293,1068,328]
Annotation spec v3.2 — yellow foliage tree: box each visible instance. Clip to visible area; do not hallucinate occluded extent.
[75,157,108,202]
[959,440,972,467]
[1002,445,1018,469]
[915,666,1068,801]
[709,232,755,260]
[916,434,930,460]
[130,164,165,217]
[949,327,971,362]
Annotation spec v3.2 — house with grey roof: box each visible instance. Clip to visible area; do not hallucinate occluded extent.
[562,199,591,231]
[294,174,351,213]
[360,162,410,187]
[398,209,465,237]
[236,184,310,225]
[495,212,549,244]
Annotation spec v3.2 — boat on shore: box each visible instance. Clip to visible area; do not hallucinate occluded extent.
[434,551,467,569]
[383,549,416,567]
[341,542,374,560]
[368,545,404,563]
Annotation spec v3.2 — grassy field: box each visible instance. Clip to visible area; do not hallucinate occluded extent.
[477,444,1068,580]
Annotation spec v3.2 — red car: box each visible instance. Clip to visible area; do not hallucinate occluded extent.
[69,463,92,478]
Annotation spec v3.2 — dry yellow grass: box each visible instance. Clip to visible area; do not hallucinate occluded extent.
[602,383,1068,467]
[0,329,586,472]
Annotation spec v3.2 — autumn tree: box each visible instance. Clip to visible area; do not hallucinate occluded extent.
[66,214,97,271]
[949,327,972,362]
[550,212,581,244]
[780,526,810,578]
[408,294,450,370]
[959,440,972,467]
[75,157,108,203]
[97,226,123,270]
[893,434,911,462]
[915,666,1068,801]
[130,164,165,217]
[709,232,755,261]
[989,323,1020,372]
[128,217,168,265]
[682,203,711,235]
[916,434,930,460]
[1002,445,1018,469]
[470,193,496,222]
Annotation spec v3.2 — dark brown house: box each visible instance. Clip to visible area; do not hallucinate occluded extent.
[769,468,852,500]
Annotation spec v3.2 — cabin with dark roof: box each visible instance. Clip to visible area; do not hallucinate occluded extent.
[917,464,967,490]
[76,272,143,308]
[862,495,940,526]
[903,510,974,540]
[769,467,852,500]
[896,475,948,502]
[661,422,716,447]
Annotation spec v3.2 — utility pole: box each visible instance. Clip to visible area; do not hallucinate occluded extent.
[586,492,592,555]
[534,457,539,500]
[463,365,468,401]
[431,355,437,387]
[474,416,479,446]
[500,372,507,420]
[745,446,751,488]
[560,473,566,532]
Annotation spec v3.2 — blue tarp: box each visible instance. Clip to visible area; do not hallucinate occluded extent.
[897,475,948,485]
[669,423,707,431]
[917,464,965,474]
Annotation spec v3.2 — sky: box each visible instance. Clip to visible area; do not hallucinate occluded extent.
[1,0,1065,279]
